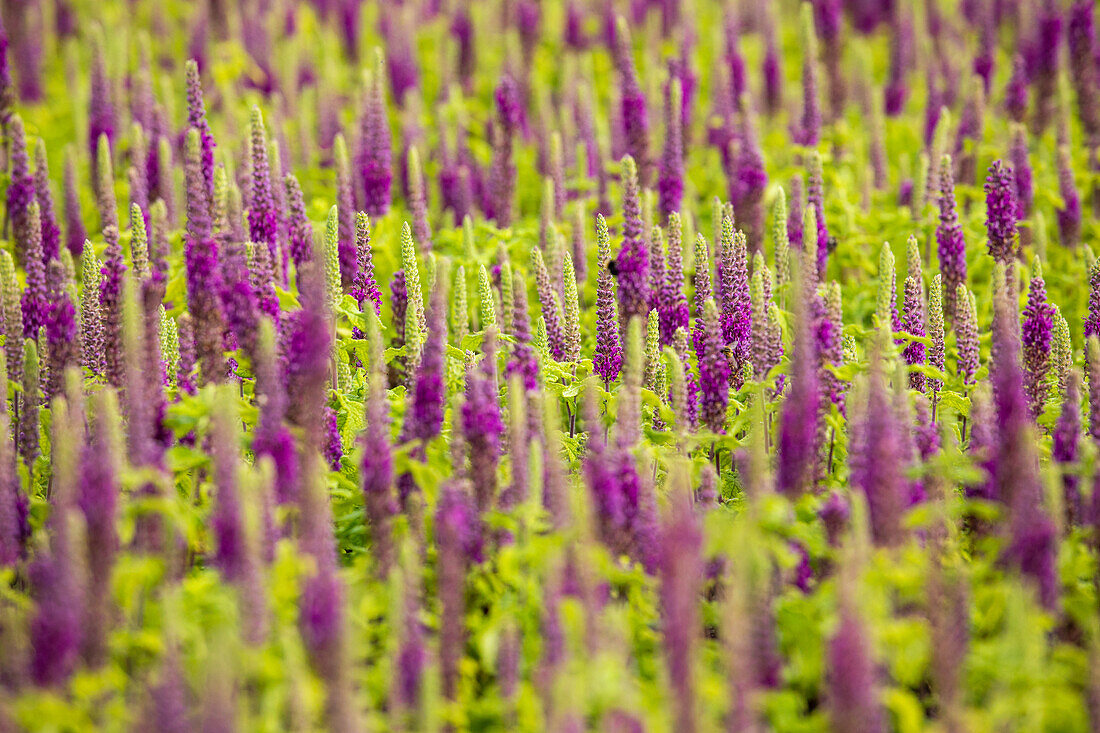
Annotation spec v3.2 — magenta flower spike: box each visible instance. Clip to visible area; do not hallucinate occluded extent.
[351,212,381,316]
[1031,8,1063,131]
[1021,263,1055,419]
[362,360,395,576]
[612,17,651,185]
[1005,53,1029,124]
[34,142,60,263]
[936,156,967,320]
[659,213,690,346]
[463,330,504,512]
[777,272,820,498]
[795,4,821,146]
[44,260,76,399]
[827,589,885,733]
[185,60,216,211]
[505,277,539,391]
[62,148,85,257]
[593,214,623,386]
[20,200,47,340]
[98,225,127,389]
[333,135,356,285]
[489,72,520,226]
[435,483,481,701]
[7,116,36,265]
[284,173,313,279]
[697,299,730,434]
[247,107,279,272]
[1069,1,1100,145]
[850,353,906,547]
[806,152,828,276]
[402,283,447,445]
[615,155,650,327]
[1009,125,1033,220]
[1053,372,1082,526]
[659,497,702,733]
[357,49,393,217]
[984,160,1018,267]
[992,282,1059,609]
[1056,145,1081,248]
[657,76,684,220]
[88,30,115,178]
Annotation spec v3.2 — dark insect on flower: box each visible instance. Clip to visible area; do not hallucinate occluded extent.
[607,259,620,277]
[826,235,838,254]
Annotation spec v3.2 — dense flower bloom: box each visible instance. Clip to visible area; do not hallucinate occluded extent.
[284,172,313,278]
[936,155,967,320]
[659,498,702,733]
[697,299,730,433]
[795,4,821,146]
[850,355,906,547]
[827,590,884,733]
[777,274,821,498]
[615,155,650,328]
[357,49,393,217]
[612,18,650,185]
[593,215,623,385]
[901,239,926,391]
[657,77,683,220]
[984,160,1017,266]
[463,331,504,511]
[1021,265,1055,419]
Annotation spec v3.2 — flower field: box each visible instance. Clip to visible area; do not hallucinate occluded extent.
[0,0,1099,730]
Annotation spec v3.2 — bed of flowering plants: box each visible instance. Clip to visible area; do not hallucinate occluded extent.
[3,0,1100,730]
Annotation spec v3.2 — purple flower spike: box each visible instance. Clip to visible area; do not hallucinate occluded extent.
[1009,125,1033,220]
[806,152,828,276]
[1069,2,1100,144]
[827,591,884,733]
[593,215,623,386]
[659,497,702,733]
[777,273,821,498]
[34,142,60,262]
[659,213,690,346]
[463,330,504,512]
[697,299,730,434]
[403,284,447,445]
[505,277,539,391]
[795,4,821,146]
[284,173,313,279]
[436,483,481,700]
[351,212,381,316]
[357,49,393,217]
[615,155,650,327]
[613,17,651,185]
[1053,372,1082,527]
[99,225,127,389]
[984,160,1018,267]
[658,76,684,221]
[1032,8,1063,132]
[62,148,85,257]
[20,200,47,340]
[88,30,115,179]
[993,281,1059,610]
[850,353,906,547]
[1005,54,1029,124]
[7,116,36,265]
[29,550,82,687]
[1056,145,1081,248]
[936,155,967,320]
[1021,264,1055,419]
[185,60,216,213]
[247,107,279,269]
